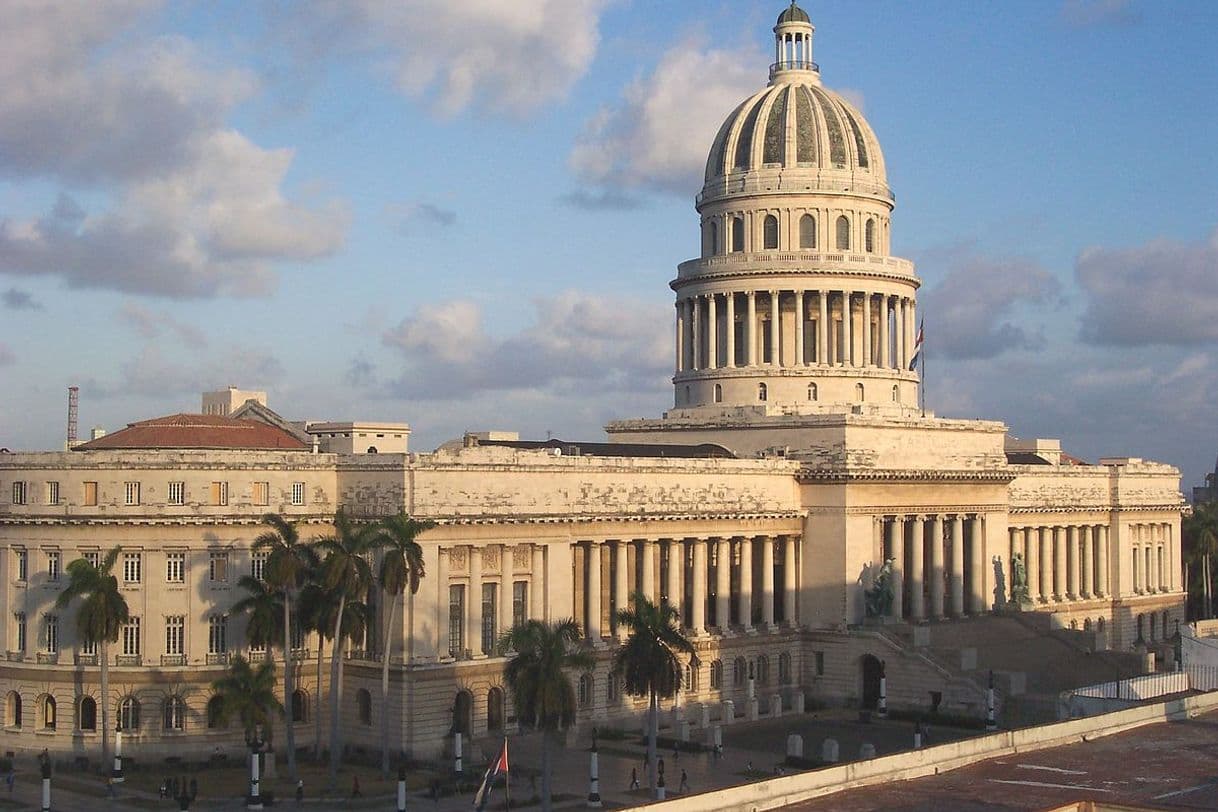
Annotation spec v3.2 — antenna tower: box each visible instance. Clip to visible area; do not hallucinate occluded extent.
[67,386,79,448]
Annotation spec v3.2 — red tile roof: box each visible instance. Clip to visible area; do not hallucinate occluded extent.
[74,414,310,451]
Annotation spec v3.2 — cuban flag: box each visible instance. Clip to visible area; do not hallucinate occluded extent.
[908,319,924,371]
[473,738,509,811]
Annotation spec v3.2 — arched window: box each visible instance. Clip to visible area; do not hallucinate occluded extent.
[758,383,768,402]
[357,689,372,726]
[864,218,876,253]
[1149,614,1157,642]
[713,384,722,403]
[855,383,865,402]
[1136,614,1145,642]
[365,446,378,454]
[487,687,504,732]
[78,696,97,731]
[118,696,140,731]
[290,690,308,724]
[808,383,818,401]
[606,673,619,702]
[779,652,792,685]
[1083,618,1093,631]
[163,695,186,731]
[710,659,723,690]
[5,692,19,728]
[42,695,56,730]
[756,655,770,686]
[207,695,227,729]
[733,657,747,687]
[578,673,593,707]
[1097,617,1106,632]
[704,220,719,257]
[731,216,745,253]
[892,384,900,403]
[835,215,850,251]
[799,214,816,249]
[763,215,779,250]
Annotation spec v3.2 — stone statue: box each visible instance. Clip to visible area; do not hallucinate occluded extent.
[1009,552,1030,606]
[864,558,895,618]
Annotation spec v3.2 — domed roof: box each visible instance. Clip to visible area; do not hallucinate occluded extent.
[777,2,810,24]
[702,79,887,187]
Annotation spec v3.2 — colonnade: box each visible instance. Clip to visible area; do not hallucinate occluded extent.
[1008,524,1112,603]
[1129,523,1176,595]
[879,514,986,621]
[435,543,546,660]
[675,290,916,373]
[577,536,799,641]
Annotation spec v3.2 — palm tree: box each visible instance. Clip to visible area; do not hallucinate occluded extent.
[373,513,434,778]
[614,593,695,799]
[211,654,284,741]
[297,578,331,761]
[232,575,283,653]
[54,546,129,769]
[313,509,376,787]
[252,513,318,782]
[1184,502,1218,618]
[497,619,593,812]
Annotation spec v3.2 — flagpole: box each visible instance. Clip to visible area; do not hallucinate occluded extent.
[920,337,926,418]
[505,735,511,810]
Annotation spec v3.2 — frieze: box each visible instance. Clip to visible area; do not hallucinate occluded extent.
[482,545,500,573]
[512,546,532,571]
[447,546,468,573]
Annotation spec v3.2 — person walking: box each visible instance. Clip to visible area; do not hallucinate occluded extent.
[106,775,116,799]
[5,770,13,794]
[295,778,304,806]
[351,775,362,798]
[629,768,640,790]
[679,769,689,793]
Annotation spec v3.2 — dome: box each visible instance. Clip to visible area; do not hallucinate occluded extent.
[777,2,810,25]
[702,80,887,187]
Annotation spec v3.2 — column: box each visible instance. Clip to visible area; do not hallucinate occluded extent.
[761,537,775,628]
[691,298,701,371]
[1025,528,1040,603]
[586,541,602,642]
[739,536,754,629]
[895,298,905,369]
[1080,526,1093,599]
[500,544,513,647]
[1053,527,1066,601]
[888,518,904,619]
[840,291,852,366]
[707,294,718,369]
[715,538,731,633]
[817,291,828,365]
[769,291,780,367]
[675,302,685,372]
[862,292,872,366]
[794,290,805,366]
[1097,526,1109,597]
[746,292,757,366]
[667,539,684,622]
[437,548,450,657]
[725,293,736,368]
[532,545,546,620]
[641,540,657,604]
[907,298,917,363]
[1067,526,1079,599]
[783,535,797,626]
[614,541,629,640]
[909,516,925,621]
[467,546,482,657]
[949,515,965,617]
[879,295,890,368]
[692,539,707,636]
[928,515,944,619]
[968,516,985,614]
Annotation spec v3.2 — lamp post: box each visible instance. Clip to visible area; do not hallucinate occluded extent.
[39,758,50,812]
[246,725,265,811]
[877,660,888,719]
[113,722,125,783]
[986,670,997,731]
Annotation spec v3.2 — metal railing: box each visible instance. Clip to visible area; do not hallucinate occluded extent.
[206,652,231,666]
[36,652,59,665]
[75,653,97,666]
[160,654,186,666]
[115,654,141,666]
[769,59,818,79]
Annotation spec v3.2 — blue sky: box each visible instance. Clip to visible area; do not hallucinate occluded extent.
[2,0,1217,490]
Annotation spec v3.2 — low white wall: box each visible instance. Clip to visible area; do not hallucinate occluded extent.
[620,691,1218,812]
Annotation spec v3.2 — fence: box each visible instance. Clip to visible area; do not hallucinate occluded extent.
[1071,665,1218,702]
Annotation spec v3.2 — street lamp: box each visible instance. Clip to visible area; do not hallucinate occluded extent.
[246,725,265,811]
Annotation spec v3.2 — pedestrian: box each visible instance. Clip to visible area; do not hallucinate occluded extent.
[629,767,640,790]
[714,742,723,759]
[295,778,304,806]
[106,775,116,798]
[745,760,753,773]
[679,769,689,793]
[5,770,13,794]
[159,779,168,799]
[673,744,680,762]
[658,756,665,777]
[351,775,362,798]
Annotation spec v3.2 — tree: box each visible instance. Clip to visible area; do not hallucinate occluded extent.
[613,593,696,799]
[373,513,435,778]
[313,509,377,788]
[54,547,129,769]
[252,513,318,782]
[296,578,331,761]
[211,655,284,741]
[1184,502,1218,619]
[497,619,593,812]
[232,575,283,652]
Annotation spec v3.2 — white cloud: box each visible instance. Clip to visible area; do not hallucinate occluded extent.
[117,302,208,347]
[0,343,14,366]
[1059,0,1141,29]
[570,38,764,196]
[86,345,284,401]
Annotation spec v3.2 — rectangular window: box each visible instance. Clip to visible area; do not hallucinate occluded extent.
[448,584,465,657]
[209,552,228,583]
[481,583,497,656]
[252,481,270,507]
[124,481,140,506]
[290,623,305,650]
[209,481,228,506]
[165,616,184,656]
[251,551,268,581]
[44,615,58,654]
[46,551,60,582]
[122,617,141,656]
[15,549,27,581]
[512,581,528,629]
[83,481,98,506]
[208,615,227,654]
[165,552,185,584]
[291,482,305,506]
[14,612,26,653]
[11,481,26,505]
[123,552,142,584]
[167,481,185,506]
[83,550,100,568]
[814,650,825,677]
[81,637,96,656]
[46,481,60,506]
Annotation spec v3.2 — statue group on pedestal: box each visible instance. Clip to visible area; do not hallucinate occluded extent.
[864,558,895,618]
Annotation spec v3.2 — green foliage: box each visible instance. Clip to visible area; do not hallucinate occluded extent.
[375,512,434,598]
[211,655,284,739]
[232,575,283,651]
[497,618,593,732]
[612,593,695,703]
[54,546,129,647]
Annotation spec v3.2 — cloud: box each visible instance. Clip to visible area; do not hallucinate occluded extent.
[0,343,14,366]
[1,288,41,310]
[0,3,346,298]
[86,344,284,400]
[1058,0,1141,29]
[282,0,606,117]
[387,201,457,230]
[918,251,1062,360]
[378,291,671,400]
[570,37,764,196]
[1076,228,1218,346]
[558,189,646,211]
[117,302,208,347]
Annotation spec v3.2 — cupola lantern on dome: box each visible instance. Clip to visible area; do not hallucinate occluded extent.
[771,2,818,84]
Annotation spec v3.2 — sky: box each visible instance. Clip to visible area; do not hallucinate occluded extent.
[1,0,1217,491]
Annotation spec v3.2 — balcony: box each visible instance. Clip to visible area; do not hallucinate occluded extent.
[769,59,818,80]
[160,654,186,667]
[36,652,59,665]
[115,654,142,666]
[697,172,894,206]
[75,653,98,666]
[247,650,268,663]
[5,652,23,662]
[206,652,231,666]
[675,251,916,282]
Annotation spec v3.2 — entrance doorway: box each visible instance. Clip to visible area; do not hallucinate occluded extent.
[861,654,883,709]
[453,690,472,736]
